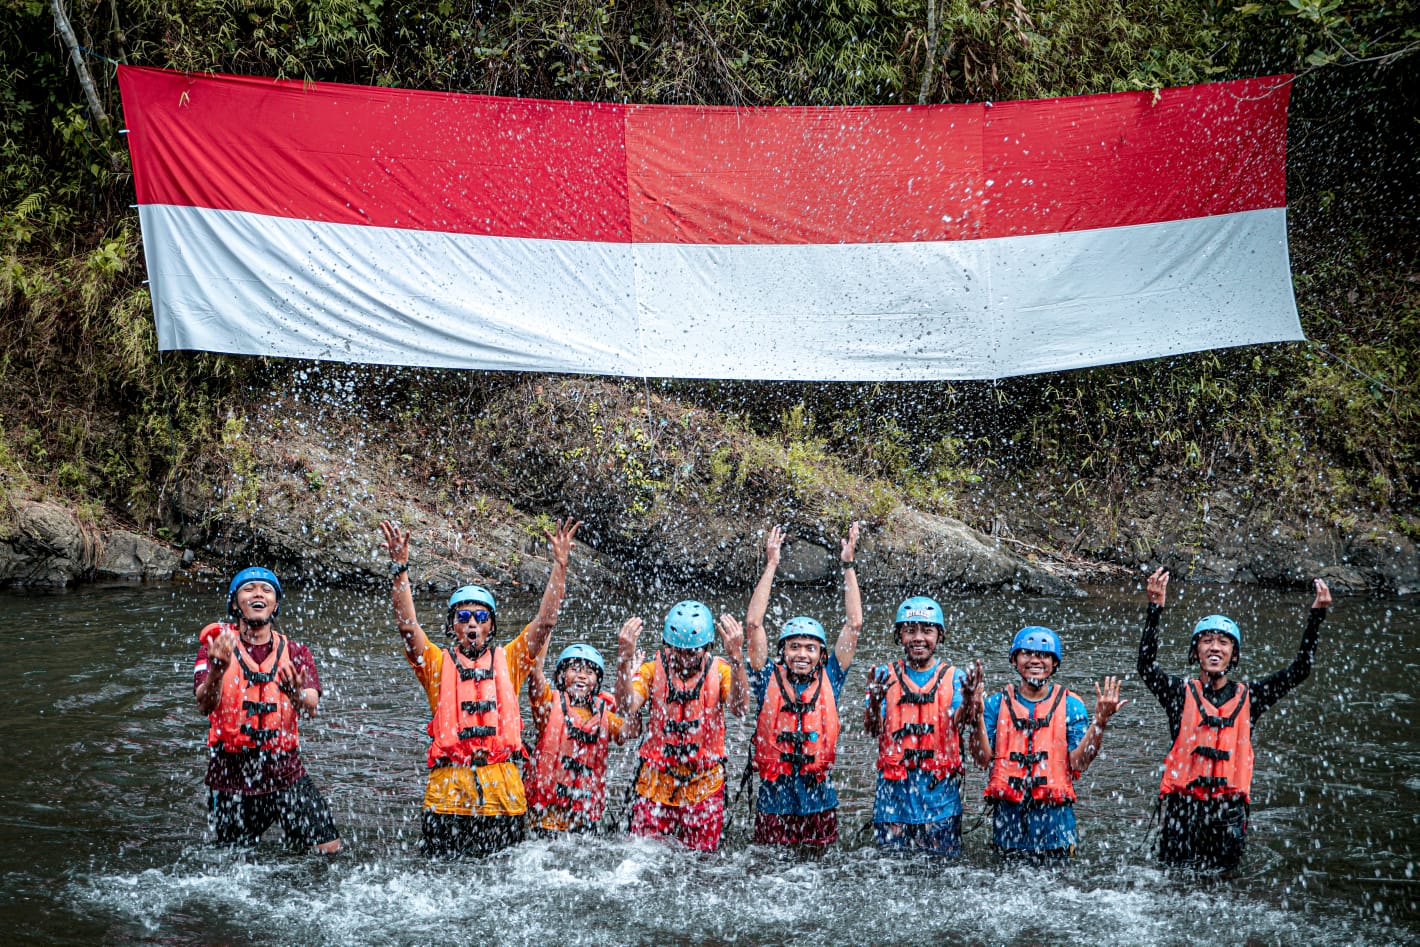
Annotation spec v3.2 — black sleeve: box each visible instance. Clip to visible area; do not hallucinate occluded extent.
[1139,603,1188,740]
[1250,608,1325,720]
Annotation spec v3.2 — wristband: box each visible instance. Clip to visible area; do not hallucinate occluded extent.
[841,560,856,570]
[390,561,409,577]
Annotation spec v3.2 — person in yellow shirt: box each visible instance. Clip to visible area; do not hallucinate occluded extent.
[615,601,749,851]
[525,643,639,835]
[379,517,580,857]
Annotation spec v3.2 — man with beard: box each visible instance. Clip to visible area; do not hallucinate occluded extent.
[743,522,862,848]
[194,567,343,853]
[379,517,580,857]
[865,595,982,857]
[616,600,749,852]
[968,626,1127,860]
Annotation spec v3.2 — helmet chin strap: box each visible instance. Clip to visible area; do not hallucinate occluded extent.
[1024,676,1049,689]
[459,639,489,659]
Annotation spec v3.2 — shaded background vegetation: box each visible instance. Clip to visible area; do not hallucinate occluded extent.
[2,0,1416,555]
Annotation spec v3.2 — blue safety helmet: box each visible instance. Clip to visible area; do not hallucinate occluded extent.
[1009,626,1063,665]
[777,616,828,646]
[663,600,715,650]
[228,567,282,617]
[894,596,945,631]
[1190,614,1242,668]
[448,584,497,614]
[554,643,606,689]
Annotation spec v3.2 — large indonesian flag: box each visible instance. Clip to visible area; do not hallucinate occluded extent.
[118,66,1301,380]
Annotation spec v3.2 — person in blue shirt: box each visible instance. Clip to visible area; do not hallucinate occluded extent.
[864,595,982,857]
[967,626,1126,860]
[744,522,862,848]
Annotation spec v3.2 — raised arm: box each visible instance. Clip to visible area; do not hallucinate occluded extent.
[835,521,864,669]
[1138,567,1178,699]
[1251,578,1330,715]
[746,525,784,671]
[380,519,430,658]
[524,518,581,658]
[719,614,750,717]
[615,616,646,717]
[1069,676,1128,773]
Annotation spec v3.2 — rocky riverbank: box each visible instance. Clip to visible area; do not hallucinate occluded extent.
[2,376,1415,596]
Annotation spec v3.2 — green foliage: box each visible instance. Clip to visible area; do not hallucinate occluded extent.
[0,0,1414,552]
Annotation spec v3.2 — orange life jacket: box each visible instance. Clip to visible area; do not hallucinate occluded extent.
[204,623,300,754]
[876,660,963,782]
[984,684,1079,805]
[426,645,524,769]
[527,690,614,823]
[1159,680,1254,802]
[639,649,726,774]
[754,663,839,783]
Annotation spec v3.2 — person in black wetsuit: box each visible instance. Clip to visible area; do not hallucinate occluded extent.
[1139,568,1330,873]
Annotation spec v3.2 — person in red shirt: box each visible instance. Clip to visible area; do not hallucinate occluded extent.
[193,567,342,853]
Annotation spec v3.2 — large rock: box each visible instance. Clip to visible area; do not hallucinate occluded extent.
[0,500,181,586]
[171,391,1079,599]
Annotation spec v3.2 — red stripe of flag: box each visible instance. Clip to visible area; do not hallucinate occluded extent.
[119,66,1288,245]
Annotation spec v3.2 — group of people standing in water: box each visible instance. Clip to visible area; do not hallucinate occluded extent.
[191,517,1331,874]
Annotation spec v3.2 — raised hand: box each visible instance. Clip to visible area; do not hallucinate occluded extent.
[208,626,237,673]
[379,519,410,565]
[1093,676,1129,724]
[841,520,860,562]
[718,614,745,657]
[546,517,582,567]
[1312,578,1332,610]
[618,616,644,656]
[764,525,785,565]
[1147,567,1169,607]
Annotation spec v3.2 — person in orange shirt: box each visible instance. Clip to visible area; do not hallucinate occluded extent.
[525,642,639,835]
[379,517,580,857]
[615,601,749,851]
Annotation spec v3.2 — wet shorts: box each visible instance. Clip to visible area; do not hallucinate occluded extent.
[753,809,839,847]
[208,776,340,848]
[1159,795,1249,873]
[630,789,725,852]
[420,811,526,858]
[874,816,962,857]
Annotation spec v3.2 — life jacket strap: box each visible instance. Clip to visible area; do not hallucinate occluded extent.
[1189,681,1247,729]
[461,699,496,714]
[1187,775,1230,791]
[243,699,278,716]
[1192,746,1232,761]
[663,719,701,734]
[566,725,601,745]
[1008,775,1049,792]
[556,784,594,801]
[903,748,936,765]
[458,725,498,740]
[662,742,701,758]
[457,666,494,682]
[1009,750,1049,767]
[892,722,935,741]
[776,730,815,746]
[240,724,280,744]
[560,756,596,776]
[779,751,816,768]
[891,660,946,704]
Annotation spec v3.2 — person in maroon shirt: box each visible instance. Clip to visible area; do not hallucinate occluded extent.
[193,567,342,853]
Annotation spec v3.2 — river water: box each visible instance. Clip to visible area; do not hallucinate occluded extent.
[0,578,1415,945]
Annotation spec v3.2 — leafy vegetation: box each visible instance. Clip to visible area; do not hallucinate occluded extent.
[0,0,1415,560]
